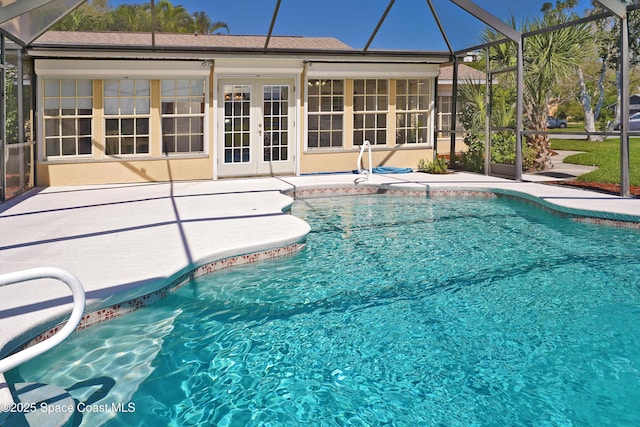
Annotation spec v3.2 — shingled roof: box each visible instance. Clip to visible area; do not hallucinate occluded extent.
[438,63,486,83]
[34,31,355,51]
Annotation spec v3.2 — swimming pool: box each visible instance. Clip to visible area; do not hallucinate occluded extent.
[7,194,640,426]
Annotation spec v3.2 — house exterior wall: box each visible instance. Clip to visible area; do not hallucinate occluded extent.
[35,59,214,186]
[33,57,441,186]
[301,148,432,174]
[36,157,213,185]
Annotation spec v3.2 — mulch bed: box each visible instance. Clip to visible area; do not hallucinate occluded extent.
[547,180,640,197]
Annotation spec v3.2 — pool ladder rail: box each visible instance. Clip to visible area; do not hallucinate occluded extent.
[357,139,373,181]
[0,267,86,427]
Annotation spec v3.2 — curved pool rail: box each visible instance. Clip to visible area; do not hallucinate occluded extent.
[356,139,372,180]
[0,267,86,374]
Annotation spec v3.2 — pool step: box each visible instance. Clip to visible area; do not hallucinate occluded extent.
[3,382,75,427]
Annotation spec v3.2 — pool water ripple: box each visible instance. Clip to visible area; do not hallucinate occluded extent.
[8,195,640,426]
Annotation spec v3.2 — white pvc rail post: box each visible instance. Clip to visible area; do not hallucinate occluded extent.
[0,267,86,373]
[357,140,373,180]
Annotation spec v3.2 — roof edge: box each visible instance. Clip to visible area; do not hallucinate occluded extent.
[28,45,451,62]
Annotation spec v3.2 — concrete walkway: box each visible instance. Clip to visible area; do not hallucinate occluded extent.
[525,150,598,182]
[1,171,640,409]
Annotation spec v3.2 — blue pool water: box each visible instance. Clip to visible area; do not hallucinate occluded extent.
[8,195,640,426]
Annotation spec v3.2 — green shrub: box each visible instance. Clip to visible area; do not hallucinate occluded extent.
[456,132,536,173]
[457,133,484,173]
[491,132,517,164]
[417,157,448,174]
[490,132,536,170]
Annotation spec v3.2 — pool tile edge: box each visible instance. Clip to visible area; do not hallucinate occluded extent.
[291,184,640,229]
[16,241,306,354]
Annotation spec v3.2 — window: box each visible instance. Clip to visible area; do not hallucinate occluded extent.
[353,79,387,145]
[437,95,452,132]
[104,79,150,155]
[396,79,431,144]
[161,79,205,154]
[307,79,343,148]
[43,79,93,158]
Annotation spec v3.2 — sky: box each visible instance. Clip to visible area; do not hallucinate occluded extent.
[110,0,594,51]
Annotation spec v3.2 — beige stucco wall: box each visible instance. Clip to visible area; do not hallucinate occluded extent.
[36,157,213,186]
[300,147,433,174]
[36,64,216,186]
[35,58,443,185]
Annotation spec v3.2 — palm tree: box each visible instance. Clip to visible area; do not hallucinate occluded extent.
[109,4,151,32]
[54,1,230,35]
[192,11,229,34]
[154,0,193,33]
[54,0,112,31]
[208,21,230,35]
[458,81,516,131]
[479,12,590,169]
[523,14,591,168]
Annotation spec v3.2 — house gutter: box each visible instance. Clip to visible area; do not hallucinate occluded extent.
[26,44,450,59]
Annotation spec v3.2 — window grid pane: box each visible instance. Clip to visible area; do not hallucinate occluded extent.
[395,79,431,144]
[43,79,93,159]
[263,85,289,162]
[161,79,206,154]
[307,79,344,149]
[437,95,453,135]
[104,80,151,155]
[353,79,388,146]
[223,85,251,163]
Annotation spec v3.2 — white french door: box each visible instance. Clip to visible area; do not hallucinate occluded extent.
[217,78,295,177]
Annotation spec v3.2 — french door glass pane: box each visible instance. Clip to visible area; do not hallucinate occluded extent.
[223,85,251,164]
[263,85,288,162]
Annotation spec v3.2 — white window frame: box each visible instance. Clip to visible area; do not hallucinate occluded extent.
[305,62,440,150]
[306,79,344,149]
[103,79,151,157]
[42,79,93,159]
[36,59,211,161]
[396,78,432,145]
[353,78,388,146]
[161,79,206,155]
[437,95,453,132]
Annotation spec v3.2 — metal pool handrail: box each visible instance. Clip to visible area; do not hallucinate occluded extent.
[0,267,86,373]
[357,139,372,180]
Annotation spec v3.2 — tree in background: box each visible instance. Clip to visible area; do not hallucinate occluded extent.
[154,0,192,32]
[457,79,536,172]
[477,2,591,169]
[192,11,229,35]
[110,4,150,32]
[558,57,618,128]
[54,0,112,31]
[524,2,591,168]
[54,0,229,34]
[577,2,640,140]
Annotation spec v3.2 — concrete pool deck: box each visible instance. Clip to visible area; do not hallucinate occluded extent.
[1,170,640,409]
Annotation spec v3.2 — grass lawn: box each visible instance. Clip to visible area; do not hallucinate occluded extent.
[547,122,583,133]
[549,138,640,186]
